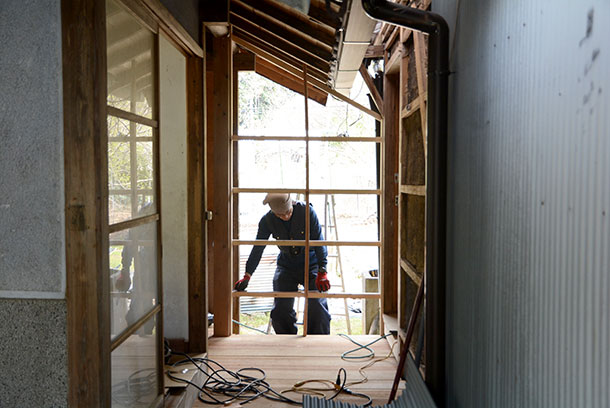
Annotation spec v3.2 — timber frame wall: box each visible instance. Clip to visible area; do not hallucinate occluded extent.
[209,47,384,337]
[367,0,438,401]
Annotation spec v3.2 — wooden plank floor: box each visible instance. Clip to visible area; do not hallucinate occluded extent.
[192,335,404,407]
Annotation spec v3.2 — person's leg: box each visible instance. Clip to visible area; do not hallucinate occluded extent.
[271,266,298,334]
[306,271,331,334]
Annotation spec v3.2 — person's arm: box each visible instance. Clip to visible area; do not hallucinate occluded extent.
[309,205,328,269]
[245,215,272,275]
[235,215,271,291]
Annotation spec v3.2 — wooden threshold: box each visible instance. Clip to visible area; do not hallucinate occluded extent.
[198,335,404,407]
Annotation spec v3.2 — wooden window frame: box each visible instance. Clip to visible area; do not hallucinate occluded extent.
[64,0,205,406]
[230,61,386,336]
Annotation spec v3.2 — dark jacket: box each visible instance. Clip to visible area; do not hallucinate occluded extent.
[245,201,327,274]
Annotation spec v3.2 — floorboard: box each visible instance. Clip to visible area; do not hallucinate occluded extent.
[192,335,404,407]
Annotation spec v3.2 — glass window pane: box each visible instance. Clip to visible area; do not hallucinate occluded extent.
[308,194,379,242]
[107,0,156,119]
[236,140,305,188]
[309,141,378,189]
[111,324,159,407]
[308,95,377,138]
[109,223,158,340]
[237,71,305,136]
[108,116,156,224]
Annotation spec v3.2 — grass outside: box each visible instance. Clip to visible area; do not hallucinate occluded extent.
[238,312,364,335]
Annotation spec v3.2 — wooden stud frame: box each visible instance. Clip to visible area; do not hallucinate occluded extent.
[230,56,385,336]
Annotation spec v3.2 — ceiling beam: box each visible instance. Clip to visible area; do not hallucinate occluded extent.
[231,0,333,61]
[232,33,383,121]
[235,0,336,47]
[255,56,328,105]
[308,0,342,29]
[232,29,329,83]
[230,15,331,76]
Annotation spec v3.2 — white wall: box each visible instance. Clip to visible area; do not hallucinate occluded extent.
[434,1,610,406]
[159,34,189,340]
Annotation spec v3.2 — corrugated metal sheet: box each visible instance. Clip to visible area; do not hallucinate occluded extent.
[304,354,435,407]
[434,0,610,406]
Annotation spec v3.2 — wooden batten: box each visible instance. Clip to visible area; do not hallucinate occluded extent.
[255,57,328,105]
[359,63,383,115]
[231,0,333,61]
[236,0,336,47]
[232,28,329,83]
[308,0,342,29]
[230,15,331,74]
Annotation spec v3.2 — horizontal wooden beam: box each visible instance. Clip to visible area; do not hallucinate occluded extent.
[232,135,381,142]
[255,57,328,105]
[107,106,159,128]
[235,0,336,47]
[231,14,331,74]
[400,185,426,196]
[365,44,384,58]
[232,0,333,61]
[232,291,381,299]
[232,239,381,246]
[108,214,159,234]
[232,187,382,195]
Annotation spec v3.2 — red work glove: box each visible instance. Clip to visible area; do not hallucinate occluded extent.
[115,269,131,292]
[315,268,330,292]
[234,273,251,291]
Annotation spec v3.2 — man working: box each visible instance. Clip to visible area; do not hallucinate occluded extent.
[234,193,332,334]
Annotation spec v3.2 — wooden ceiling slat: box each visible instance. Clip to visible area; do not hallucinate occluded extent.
[235,0,336,47]
[255,57,328,105]
[232,29,329,82]
[231,0,333,61]
[308,0,342,30]
[231,15,331,75]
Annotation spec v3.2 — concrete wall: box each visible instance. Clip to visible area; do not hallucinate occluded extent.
[0,0,68,406]
[434,1,610,406]
[159,35,189,340]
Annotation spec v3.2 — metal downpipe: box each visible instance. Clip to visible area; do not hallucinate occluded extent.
[361,0,449,406]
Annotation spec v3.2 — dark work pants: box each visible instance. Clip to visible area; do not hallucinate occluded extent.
[270,264,331,334]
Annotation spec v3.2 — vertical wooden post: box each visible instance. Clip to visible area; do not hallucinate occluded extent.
[207,30,233,337]
[62,0,110,406]
[303,66,310,336]
[187,52,208,352]
[232,54,241,334]
[382,70,400,319]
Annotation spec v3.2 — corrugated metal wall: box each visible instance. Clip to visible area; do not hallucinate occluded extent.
[435,1,610,406]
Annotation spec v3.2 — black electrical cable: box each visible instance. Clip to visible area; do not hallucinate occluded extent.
[165,345,303,406]
[165,341,373,406]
